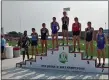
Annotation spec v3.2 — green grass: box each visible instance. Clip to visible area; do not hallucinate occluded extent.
[7,40,109,58]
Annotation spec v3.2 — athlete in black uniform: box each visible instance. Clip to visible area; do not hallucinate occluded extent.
[85,21,94,59]
[40,23,49,54]
[61,11,69,45]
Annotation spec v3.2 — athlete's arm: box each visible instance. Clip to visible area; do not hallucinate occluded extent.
[104,34,107,44]
[61,17,63,24]
[50,22,52,30]
[92,28,94,41]
[67,17,69,26]
[96,33,98,43]
[84,28,86,40]
[36,33,39,42]
[79,23,81,37]
[72,23,74,31]
[47,29,49,36]
[57,22,60,31]
[27,36,31,46]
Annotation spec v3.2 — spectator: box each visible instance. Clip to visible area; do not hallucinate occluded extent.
[1,35,6,59]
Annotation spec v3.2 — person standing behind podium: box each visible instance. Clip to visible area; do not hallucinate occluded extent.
[72,17,81,52]
[85,22,94,59]
[21,30,30,63]
[51,17,60,49]
[1,35,6,59]
[31,28,38,59]
[61,11,69,45]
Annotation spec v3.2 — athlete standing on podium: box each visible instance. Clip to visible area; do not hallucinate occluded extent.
[61,11,69,45]
[40,23,49,54]
[96,27,107,67]
[51,17,60,49]
[85,22,94,59]
[72,17,81,52]
[31,28,38,59]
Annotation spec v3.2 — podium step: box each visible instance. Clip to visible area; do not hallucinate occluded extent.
[96,63,109,68]
[26,58,36,62]
[16,61,26,67]
[16,45,109,73]
[82,56,97,60]
[48,48,59,51]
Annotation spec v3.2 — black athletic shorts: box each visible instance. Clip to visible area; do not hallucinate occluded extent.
[73,31,80,36]
[41,35,47,40]
[31,40,37,46]
[86,36,93,42]
[1,46,4,53]
[62,24,68,30]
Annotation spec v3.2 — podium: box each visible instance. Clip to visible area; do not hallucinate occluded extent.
[16,44,109,73]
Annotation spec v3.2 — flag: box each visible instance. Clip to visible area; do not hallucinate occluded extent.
[63,7,70,11]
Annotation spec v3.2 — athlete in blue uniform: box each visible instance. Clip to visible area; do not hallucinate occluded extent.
[96,27,107,67]
[51,17,60,49]
[31,28,38,59]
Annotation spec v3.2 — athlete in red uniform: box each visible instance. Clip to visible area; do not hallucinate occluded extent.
[72,17,81,52]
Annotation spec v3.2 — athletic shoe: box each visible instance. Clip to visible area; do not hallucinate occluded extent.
[78,48,80,52]
[90,56,93,59]
[102,63,105,67]
[97,63,101,67]
[86,55,88,59]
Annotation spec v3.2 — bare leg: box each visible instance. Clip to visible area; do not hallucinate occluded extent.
[73,36,76,52]
[102,49,105,66]
[31,46,34,59]
[26,48,29,60]
[45,40,47,53]
[41,40,44,53]
[97,49,101,67]
[90,41,93,59]
[86,42,89,58]
[56,33,58,48]
[66,30,69,45]
[36,46,38,55]
[62,29,65,45]
[77,36,80,51]
[52,34,55,49]
[23,51,25,61]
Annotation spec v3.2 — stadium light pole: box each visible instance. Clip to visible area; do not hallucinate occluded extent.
[105,22,106,30]
[19,15,21,33]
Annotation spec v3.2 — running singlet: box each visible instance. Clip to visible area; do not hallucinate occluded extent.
[31,33,38,41]
[51,22,58,34]
[86,27,93,41]
[62,16,68,25]
[72,23,80,32]
[41,28,48,37]
[97,33,105,49]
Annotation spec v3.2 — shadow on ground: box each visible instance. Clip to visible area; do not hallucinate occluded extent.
[2,67,106,79]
